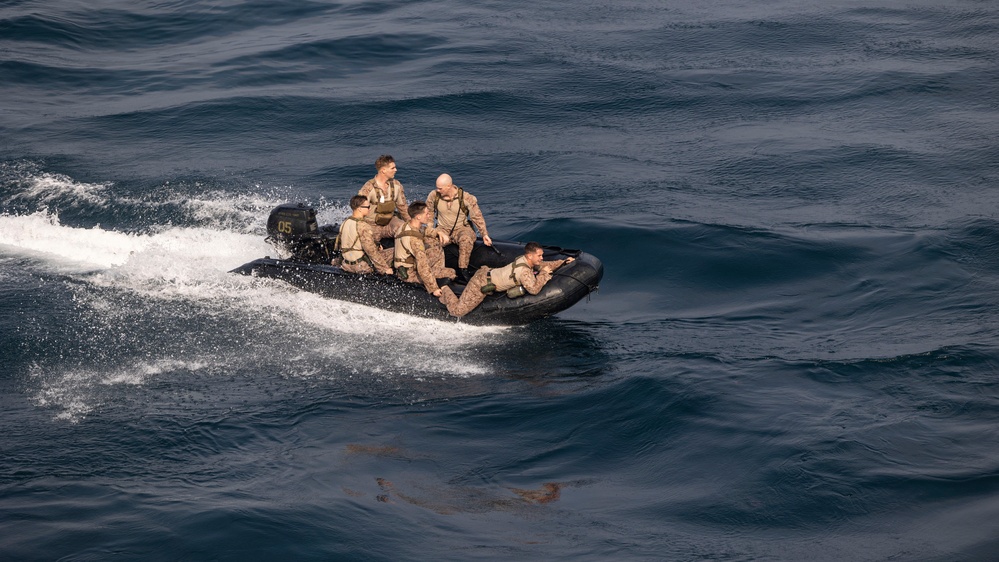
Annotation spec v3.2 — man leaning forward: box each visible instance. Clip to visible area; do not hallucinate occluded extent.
[438,241,574,318]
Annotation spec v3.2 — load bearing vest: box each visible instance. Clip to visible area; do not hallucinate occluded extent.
[394,224,424,270]
[372,179,401,226]
[433,188,470,232]
[337,217,366,264]
[488,256,531,292]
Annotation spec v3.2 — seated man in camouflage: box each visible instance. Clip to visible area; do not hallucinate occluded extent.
[359,154,410,241]
[438,241,574,318]
[336,195,393,275]
[426,173,492,280]
[394,201,456,297]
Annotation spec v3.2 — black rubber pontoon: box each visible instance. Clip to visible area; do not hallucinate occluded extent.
[230,204,602,325]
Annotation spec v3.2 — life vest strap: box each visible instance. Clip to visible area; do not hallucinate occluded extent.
[342,255,371,266]
[433,188,470,236]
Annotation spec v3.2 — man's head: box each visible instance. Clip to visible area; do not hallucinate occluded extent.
[435,174,457,199]
[408,201,430,224]
[524,242,544,267]
[375,155,397,178]
[349,195,370,214]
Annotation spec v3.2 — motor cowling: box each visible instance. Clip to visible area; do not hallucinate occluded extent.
[265,203,338,263]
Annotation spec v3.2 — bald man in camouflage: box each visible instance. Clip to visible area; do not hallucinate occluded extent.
[426,173,492,280]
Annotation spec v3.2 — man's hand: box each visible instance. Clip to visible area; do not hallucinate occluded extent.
[544,257,574,274]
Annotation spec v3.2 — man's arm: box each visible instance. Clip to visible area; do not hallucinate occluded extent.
[514,259,572,295]
[395,181,411,221]
[515,261,555,295]
[465,193,490,240]
[358,179,375,198]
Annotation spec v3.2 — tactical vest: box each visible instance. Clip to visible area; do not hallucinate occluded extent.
[394,223,424,270]
[337,217,366,264]
[489,256,532,292]
[368,178,401,226]
[432,188,470,232]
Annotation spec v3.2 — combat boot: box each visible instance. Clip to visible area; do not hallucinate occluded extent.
[455,267,474,284]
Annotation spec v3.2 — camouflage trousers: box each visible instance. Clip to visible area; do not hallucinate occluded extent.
[439,267,491,318]
[369,216,405,243]
[341,247,393,275]
[442,225,478,269]
[399,238,455,285]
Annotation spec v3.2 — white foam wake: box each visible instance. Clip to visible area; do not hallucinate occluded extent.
[2,170,111,207]
[1,207,503,422]
[1,164,509,421]
[0,210,154,269]
[0,208,499,336]
[1,161,346,235]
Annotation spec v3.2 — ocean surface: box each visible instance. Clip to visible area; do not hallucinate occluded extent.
[2,0,999,559]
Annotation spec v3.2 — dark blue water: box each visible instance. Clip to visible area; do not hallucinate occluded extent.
[3,0,999,559]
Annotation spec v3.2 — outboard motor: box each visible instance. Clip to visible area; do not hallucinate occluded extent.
[265,203,338,263]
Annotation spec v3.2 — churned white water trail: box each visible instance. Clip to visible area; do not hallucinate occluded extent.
[0,172,504,422]
[0,210,151,269]
[0,208,499,339]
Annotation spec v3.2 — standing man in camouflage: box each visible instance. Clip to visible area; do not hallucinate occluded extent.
[394,201,456,297]
[426,173,492,280]
[438,242,574,318]
[359,154,410,241]
[337,195,394,275]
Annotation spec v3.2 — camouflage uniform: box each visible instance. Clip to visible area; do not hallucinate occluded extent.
[338,217,393,274]
[439,256,568,318]
[394,223,456,294]
[426,187,489,270]
[359,177,410,241]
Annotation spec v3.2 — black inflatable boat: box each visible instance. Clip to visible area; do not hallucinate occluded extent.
[230,203,603,325]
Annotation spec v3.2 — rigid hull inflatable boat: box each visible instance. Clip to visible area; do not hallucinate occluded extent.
[230,204,603,325]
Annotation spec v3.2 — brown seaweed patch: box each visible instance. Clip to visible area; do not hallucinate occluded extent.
[376,477,453,513]
[345,444,405,457]
[510,482,562,504]
[341,486,365,498]
[375,478,395,504]
[373,477,569,514]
